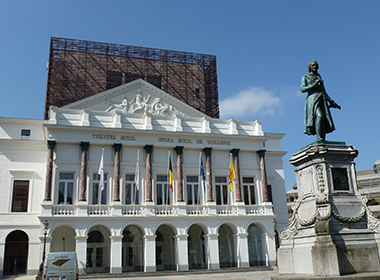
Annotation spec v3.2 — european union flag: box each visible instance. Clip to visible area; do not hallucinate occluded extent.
[200,158,206,192]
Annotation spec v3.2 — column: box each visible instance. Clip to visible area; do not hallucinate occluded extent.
[75,236,88,274]
[203,148,213,202]
[144,234,156,272]
[44,140,56,201]
[0,242,4,276]
[236,232,249,268]
[257,150,270,202]
[263,232,276,266]
[144,145,153,202]
[176,234,189,271]
[231,148,242,202]
[113,143,122,201]
[79,142,89,201]
[110,235,123,273]
[206,233,219,269]
[175,146,184,202]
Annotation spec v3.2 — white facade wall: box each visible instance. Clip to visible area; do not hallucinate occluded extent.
[0,80,287,276]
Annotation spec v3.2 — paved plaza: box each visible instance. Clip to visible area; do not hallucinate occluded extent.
[3,269,278,280]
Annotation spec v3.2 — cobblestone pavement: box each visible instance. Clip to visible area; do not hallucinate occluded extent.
[4,269,278,280]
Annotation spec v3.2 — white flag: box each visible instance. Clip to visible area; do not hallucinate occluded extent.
[98,148,105,191]
[135,150,140,190]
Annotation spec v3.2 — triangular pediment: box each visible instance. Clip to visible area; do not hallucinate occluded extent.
[62,79,208,118]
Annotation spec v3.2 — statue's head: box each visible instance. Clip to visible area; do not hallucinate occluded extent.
[308,60,319,72]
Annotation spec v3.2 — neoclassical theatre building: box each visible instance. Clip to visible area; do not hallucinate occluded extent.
[0,39,288,276]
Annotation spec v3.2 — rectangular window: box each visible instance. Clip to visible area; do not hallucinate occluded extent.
[215,176,228,205]
[106,72,122,90]
[243,177,256,205]
[186,176,199,205]
[148,76,162,89]
[125,174,139,204]
[125,73,140,84]
[156,175,170,205]
[332,168,349,191]
[92,173,108,205]
[58,172,74,205]
[267,185,273,203]
[21,129,31,136]
[12,180,29,212]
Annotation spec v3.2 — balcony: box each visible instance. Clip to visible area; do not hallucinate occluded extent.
[42,203,272,218]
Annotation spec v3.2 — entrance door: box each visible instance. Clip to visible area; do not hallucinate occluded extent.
[156,225,175,271]
[3,230,28,275]
[122,225,144,272]
[86,226,110,273]
[218,224,236,268]
[247,224,264,266]
[188,225,206,269]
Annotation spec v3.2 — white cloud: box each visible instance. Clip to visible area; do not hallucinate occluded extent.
[219,86,282,120]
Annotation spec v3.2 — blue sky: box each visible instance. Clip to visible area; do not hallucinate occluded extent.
[1,1,379,191]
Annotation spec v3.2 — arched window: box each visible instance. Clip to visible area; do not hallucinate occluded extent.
[88,230,105,243]
[4,230,29,275]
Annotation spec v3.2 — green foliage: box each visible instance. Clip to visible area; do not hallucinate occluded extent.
[368,198,380,206]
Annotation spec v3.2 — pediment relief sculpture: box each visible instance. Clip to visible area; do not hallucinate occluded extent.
[105,92,187,117]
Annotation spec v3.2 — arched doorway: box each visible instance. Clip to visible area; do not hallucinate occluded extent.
[3,230,29,275]
[218,224,236,268]
[50,225,76,252]
[122,225,144,272]
[86,226,110,273]
[188,224,206,269]
[156,225,175,271]
[247,224,264,266]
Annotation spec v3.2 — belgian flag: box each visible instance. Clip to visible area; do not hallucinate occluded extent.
[168,155,174,192]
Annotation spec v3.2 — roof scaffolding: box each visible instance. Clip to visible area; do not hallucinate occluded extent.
[45,37,219,119]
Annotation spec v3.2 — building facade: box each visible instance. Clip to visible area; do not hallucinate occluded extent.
[0,78,287,275]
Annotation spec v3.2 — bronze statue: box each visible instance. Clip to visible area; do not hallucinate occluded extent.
[301,61,341,142]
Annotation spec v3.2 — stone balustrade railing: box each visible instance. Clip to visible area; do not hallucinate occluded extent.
[43,204,271,217]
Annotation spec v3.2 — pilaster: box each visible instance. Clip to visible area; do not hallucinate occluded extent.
[176,234,189,271]
[206,233,219,269]
[79,142,89,201]
[113,143,122,202]
[203,147,213,202]
[175,146,184,202]
[145,145,153,202]
[44,140,56,201]
[110,235,123,273]
[75,236,88,274]
[144,234,156,272]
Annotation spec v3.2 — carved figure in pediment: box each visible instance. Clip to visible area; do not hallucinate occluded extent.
[150,98,169,116]
[105,97,128,112]
[130,94,150,114]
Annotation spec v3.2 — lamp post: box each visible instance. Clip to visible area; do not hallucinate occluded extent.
[37,220,49,278]
[272,219,279,266]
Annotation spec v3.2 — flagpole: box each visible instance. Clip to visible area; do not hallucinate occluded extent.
[98,147,104,214]
[166,151,170,215]
[198,152,202,214]
[133,150,140,215]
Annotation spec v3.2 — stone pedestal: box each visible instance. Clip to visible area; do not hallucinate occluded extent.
[278,143,380,277]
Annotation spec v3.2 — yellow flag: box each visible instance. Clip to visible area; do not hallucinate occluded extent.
[228,159,235,192]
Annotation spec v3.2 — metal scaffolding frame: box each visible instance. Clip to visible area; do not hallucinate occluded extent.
[44,37,219,119]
